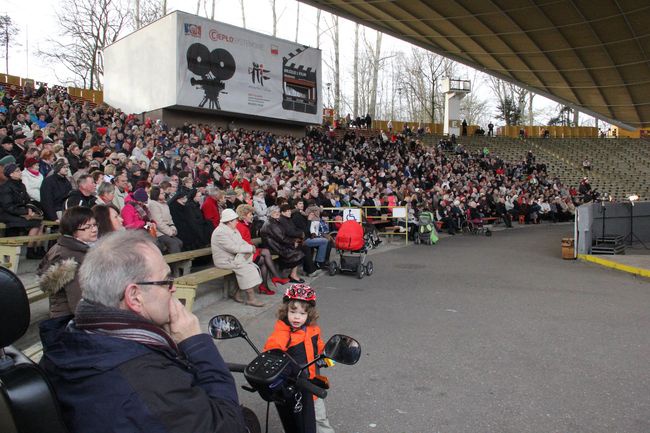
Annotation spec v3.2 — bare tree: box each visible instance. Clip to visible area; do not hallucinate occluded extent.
[196,0,201,15]
[211,0,215,20]
[270,0,277,37]
[368,30,382,119]
[240,0,246,28]
[315,9,321,48]
[488,76,529,125]
[162,0,167,15]
[0,15,20,75]
[295,2,300,42]
[352,23,359,118]
[132,0,164,30]
[39,0,128,90]
[331,15,340,116]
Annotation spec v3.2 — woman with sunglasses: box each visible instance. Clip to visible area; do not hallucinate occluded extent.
[38,206,99,318]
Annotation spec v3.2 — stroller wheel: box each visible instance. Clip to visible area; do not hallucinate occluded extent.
[356,264,365,279]
[485,228,492,237]
[365,261,374,276]
[414,236,420,245]
[328,261,338,276]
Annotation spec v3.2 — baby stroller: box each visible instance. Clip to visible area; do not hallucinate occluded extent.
[414,211,439,245]
[461,209,492,236]
[328,220,374,279]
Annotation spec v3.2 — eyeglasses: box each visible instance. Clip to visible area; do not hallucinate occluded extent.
[78,223,98,231]
[135,280,175,292]
[119,279,175,300]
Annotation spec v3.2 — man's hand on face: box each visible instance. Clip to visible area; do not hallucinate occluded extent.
[167,297,201,344]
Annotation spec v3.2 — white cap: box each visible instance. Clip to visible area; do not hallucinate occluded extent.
[221,208,238,223]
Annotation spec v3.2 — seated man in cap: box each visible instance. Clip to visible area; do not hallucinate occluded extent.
[39,230,247,433]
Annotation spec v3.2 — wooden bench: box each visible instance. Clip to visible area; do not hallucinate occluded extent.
[173,267,236,311]
[0,233,60,272]
[24,341,44,363]
[164,247,212,276]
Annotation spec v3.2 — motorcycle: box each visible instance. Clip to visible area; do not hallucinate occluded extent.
[208,314,361,433]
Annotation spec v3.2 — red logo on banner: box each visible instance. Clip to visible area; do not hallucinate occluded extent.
[271,45,279,55]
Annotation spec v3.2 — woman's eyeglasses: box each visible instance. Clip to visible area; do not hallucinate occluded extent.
[78,223,98,231]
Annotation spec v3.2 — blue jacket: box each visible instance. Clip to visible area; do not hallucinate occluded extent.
[39,316,246,433]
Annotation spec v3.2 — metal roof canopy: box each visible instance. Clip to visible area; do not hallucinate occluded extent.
[299,0,650,130]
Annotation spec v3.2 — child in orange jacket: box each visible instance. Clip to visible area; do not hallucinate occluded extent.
[264,284,335,433]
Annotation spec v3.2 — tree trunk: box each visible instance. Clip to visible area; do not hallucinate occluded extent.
[135,0,140,29]
[196,0,201,15]
[240,0,246,28]
[529,93,534,125]
[333,15,340,117]
[295,3,299,42]
[271,0,277,37]
[211,0,215,20]
[316,10,321,48]
[573,108,579,126]
[162,0,167,15]
[353,23,359,118]
[369,31,382,119]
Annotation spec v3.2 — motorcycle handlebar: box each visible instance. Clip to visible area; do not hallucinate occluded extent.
[227,363,247,373]
[295,377,328,399]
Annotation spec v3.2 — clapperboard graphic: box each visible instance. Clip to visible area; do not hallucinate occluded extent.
[282,46,318,114]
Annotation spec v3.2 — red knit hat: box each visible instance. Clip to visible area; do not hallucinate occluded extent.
[24,157,39,169]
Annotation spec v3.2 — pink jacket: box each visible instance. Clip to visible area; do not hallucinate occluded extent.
[121,194,147,229]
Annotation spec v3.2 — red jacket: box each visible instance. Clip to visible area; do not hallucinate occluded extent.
[236,220,259,260]
[264,319,324,381]
[201,196,220,228]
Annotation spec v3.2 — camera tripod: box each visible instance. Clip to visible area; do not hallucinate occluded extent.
[623,202,648,249]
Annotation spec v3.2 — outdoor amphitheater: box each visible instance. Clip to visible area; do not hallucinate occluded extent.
[1,2,649,433]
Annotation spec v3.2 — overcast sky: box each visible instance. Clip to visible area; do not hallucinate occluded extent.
[2,0,581,125]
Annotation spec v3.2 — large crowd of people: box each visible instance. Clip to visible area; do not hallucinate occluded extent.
[0,83,583,293]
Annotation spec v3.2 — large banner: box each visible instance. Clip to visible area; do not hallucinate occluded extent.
[177,16,322,124]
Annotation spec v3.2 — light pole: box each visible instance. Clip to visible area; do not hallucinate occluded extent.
[325,82,332,110]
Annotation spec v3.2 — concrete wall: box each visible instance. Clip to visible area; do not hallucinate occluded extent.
[576,201,650,254]
[147,107,307,136]
[104,13,178,114]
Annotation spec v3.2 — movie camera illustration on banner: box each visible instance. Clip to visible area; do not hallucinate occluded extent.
[282,46,318,114]
[186,43,236,110]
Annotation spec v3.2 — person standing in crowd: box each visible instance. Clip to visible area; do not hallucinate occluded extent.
[39,230,247,433]
[38,206,97,318]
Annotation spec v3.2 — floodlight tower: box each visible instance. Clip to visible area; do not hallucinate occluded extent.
[442,78,471,136]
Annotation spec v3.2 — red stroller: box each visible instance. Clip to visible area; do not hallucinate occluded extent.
[328,220,374,279]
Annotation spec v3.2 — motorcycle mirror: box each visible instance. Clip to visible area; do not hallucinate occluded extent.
[208,314,244,340]
[323,334,361,365]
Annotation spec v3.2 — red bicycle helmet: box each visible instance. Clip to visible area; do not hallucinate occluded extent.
[283,284,317,305]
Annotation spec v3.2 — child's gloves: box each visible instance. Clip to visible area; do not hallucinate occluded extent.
[310,374,330,390]
[316,357,335,368]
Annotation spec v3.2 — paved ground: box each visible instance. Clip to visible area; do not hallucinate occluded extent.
[215,223,650,433]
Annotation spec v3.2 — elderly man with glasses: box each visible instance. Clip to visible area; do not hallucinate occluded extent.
[39,230,247,433]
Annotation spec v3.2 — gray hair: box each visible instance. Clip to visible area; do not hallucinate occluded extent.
[79,230,158,308]
[266,205,280,217]
[97,182,115,196]
[205,185,222,197]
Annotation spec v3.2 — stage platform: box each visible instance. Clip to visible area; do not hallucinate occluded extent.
[578,251,650,278]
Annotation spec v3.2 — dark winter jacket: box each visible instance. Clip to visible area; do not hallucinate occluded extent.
[260,217,304,264]
[37,235,89,318]
[40,173,72,220]
[39,315,246,433]
[64,189,97,210]
[0,178,31,220]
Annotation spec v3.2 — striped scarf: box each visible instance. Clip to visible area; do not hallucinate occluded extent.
[74,299,178,353]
